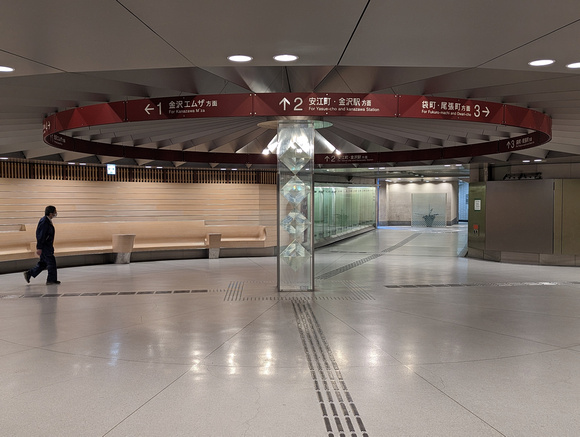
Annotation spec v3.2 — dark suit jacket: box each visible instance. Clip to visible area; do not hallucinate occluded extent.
[36,216,55,254]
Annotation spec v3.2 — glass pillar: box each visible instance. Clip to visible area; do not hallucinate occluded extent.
[277,120,315,291]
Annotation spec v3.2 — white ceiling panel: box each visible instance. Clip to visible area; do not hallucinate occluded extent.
[0,0,578,174]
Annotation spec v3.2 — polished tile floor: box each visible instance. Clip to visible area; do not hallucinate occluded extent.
[2,225,580,436]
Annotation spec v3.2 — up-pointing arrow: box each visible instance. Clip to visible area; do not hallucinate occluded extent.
[279,97,291,111]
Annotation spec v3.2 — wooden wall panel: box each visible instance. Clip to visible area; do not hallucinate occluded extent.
[0,179,278,244]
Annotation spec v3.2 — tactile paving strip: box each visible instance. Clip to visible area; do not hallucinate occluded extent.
[222,281,375,302]
[2,289,211,299]
[293,300,369,437]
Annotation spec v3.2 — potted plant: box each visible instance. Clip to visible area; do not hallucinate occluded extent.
[422,208,438,227]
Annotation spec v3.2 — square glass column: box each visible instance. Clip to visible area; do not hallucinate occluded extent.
[277,121,315,291]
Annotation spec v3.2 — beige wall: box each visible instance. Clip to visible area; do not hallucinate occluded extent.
[380,181,459,226]
[0,178,278,246]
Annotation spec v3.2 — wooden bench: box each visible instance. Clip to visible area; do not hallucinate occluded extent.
[0,226,36,261]
[0,220,269,264]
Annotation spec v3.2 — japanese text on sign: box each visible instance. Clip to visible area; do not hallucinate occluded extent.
[307,96,378,113]
[421,100,489,118]
[168,99,219,115]
[323,153,373,163]
[505,136,535,149]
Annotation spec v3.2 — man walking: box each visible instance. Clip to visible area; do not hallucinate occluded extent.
[23,205,60,285]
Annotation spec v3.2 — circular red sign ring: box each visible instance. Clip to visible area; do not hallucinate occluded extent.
[43,94,551,166]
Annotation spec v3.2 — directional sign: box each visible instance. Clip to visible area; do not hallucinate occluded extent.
[43,102,126,136]
[43,93,552,166]
[315,153,376,165]
[254,93,398,117]
[498,131,549,153]
[126,94,253,122]
[398,96,504,124]
[504,105,552,132]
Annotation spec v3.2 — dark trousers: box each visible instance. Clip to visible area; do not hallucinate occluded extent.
[29,251,58,283]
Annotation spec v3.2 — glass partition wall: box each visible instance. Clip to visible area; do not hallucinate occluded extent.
[313,185,376,245]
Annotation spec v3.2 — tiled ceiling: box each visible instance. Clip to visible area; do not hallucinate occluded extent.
[1,0,580,176]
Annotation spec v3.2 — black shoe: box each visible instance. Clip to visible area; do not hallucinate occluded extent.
[46,280,61,285]
[23,271,31,283]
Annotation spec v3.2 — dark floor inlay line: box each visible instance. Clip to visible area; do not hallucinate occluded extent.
[380,233,422,253]
[316,253,383,280]
[384,281,571,289]
[293,301,369,437]
[316,234,422,280]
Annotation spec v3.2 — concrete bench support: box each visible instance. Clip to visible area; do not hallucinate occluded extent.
[206,233,221,259]
[112,234,136,264]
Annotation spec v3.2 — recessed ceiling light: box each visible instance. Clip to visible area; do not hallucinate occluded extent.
[274,54,298,62]
[528,59,555,67]
[0,66,14,72]
[523,160,531,163]
[228,55,253,63]
[566,62,580,69]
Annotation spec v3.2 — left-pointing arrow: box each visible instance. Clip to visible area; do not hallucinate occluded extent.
[145,104,154,115]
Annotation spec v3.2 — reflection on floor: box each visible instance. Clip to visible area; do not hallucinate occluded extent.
[2,225,580,436]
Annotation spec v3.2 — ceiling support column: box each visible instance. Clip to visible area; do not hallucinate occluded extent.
[277,120,315,292]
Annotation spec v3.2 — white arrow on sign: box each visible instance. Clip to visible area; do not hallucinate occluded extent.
[482,107,490,117]
[145,104,154,115]
[279,98,291,110]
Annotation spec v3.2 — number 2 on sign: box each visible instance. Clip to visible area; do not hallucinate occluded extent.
[293,97,303,111]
